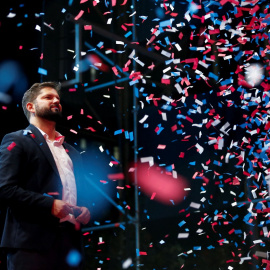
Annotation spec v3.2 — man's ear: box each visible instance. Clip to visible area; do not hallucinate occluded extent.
[26,102,35,114]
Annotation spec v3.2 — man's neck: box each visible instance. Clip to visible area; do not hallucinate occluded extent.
[30,118,56,141]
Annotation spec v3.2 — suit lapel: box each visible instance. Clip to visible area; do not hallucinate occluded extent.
[26,124,61,179]
[63,143,76,163]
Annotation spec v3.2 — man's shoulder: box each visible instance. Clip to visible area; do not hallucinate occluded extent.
[4,128,32,137]
[1,128,34,144]
[2,129,23,139]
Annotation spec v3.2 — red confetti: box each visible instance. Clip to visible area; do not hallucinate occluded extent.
[7,142,16,151]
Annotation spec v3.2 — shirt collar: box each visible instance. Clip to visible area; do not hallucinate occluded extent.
[36,127,65,145]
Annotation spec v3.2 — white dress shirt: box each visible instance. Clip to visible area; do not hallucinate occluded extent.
[37,127,77,223]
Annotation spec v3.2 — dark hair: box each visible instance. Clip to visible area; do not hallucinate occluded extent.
[22,81,61,121]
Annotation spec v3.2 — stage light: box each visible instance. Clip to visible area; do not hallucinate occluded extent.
[133,163,189,205]
[188,2,199,15]
[155,7,165,19]
[0,60,28,103]
[244,63,264,87]
[87,54,110,72]
[80,149,118,221]
[66,249,82,267]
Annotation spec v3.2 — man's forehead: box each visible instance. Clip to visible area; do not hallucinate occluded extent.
[39,87,59,96]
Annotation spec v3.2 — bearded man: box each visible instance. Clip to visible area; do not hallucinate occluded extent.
[0,82,91,270]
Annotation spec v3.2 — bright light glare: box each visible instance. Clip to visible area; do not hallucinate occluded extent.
[245,63,264,87]
[134,163,189,205]
[189,2,199,14]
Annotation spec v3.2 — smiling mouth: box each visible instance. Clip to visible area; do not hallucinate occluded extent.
[51,106,60,111]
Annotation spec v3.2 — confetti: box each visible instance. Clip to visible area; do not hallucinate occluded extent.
[74,10,84,20]
[3,0,270,268]
[7,142,16,151]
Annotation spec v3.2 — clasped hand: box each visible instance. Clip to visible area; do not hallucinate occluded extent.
[51,199,90,225]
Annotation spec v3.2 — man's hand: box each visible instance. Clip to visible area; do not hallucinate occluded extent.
[51,199,74,219]
[72,206,91,225]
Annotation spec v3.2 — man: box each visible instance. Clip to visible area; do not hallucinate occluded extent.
[0,82,91,270]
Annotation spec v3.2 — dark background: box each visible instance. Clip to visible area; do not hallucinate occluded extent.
[1,0,270,269]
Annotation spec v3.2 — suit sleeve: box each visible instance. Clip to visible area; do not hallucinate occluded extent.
[0,133,54,214]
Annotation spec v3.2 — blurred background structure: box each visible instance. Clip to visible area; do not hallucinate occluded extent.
[1,0,270,269]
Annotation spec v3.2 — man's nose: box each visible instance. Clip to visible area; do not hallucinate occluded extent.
[53,97,60,103]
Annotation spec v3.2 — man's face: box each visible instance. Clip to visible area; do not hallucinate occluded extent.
[33,87,62,122]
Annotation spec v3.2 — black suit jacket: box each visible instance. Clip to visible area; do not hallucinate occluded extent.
[0,124,88,251]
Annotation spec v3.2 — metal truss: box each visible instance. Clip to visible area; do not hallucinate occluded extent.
[64,4,141,269]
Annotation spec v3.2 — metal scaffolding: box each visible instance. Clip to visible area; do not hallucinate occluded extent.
[63,7,142,269]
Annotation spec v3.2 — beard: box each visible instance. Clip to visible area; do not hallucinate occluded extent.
[34,103,62,123]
